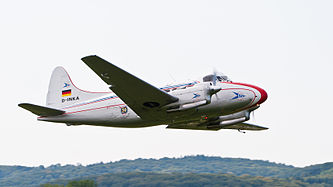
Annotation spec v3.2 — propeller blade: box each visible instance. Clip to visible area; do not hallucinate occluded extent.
[251,111,256,121]
[209,69,222,95]
[212,70,217,86]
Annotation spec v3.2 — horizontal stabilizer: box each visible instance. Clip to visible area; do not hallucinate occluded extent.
[18,103,65,117]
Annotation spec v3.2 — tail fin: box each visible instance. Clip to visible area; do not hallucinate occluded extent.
[46,67,108,109]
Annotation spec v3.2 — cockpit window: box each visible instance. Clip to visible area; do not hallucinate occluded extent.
[203,73,231,82]
[160,81,199,92]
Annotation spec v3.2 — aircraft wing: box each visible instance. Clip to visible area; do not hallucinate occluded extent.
[81,55,179,119]
[167,122,268,131]
[18,103,65,117]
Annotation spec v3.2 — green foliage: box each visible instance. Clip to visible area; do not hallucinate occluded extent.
[41,180,96,187]
[67,180,96,187]
[41,184,64,187]
[0,155,332,186]
[53,173,312,187]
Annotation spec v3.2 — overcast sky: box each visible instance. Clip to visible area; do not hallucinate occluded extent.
[1,0,332,167]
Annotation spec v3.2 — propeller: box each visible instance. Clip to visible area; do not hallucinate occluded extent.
[212,69,217,86]
[209,69,222,95]
[251,110,256,121]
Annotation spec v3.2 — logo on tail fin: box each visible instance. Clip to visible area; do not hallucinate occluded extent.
[63,83,71,88]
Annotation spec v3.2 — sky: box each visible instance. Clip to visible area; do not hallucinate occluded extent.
[1,0,333,167]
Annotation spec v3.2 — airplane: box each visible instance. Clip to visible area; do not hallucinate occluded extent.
[19,55,268,132]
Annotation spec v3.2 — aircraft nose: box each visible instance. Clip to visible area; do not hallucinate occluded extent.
[229,82,268,105]
[255,86,268,105]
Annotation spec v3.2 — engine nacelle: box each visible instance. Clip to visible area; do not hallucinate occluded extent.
[219,117,247,126]
[208,105,259,127]
[165,83,214,112]
[219,110,250,122]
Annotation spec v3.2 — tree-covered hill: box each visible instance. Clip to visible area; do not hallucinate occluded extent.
[0,155,332,186]
[44,172,310,187]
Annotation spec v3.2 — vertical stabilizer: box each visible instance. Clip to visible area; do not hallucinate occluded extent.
[46,67,108,108]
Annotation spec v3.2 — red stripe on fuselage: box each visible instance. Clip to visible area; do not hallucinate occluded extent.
[62,96,118,109]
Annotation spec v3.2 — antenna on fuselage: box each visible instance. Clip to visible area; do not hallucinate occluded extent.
[168,72,177,83]
[238,129,246,134]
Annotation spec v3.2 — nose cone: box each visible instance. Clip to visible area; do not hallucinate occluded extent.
[256,86,268,105]
[232,82,268,105]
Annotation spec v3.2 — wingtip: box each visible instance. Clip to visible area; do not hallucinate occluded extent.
[18,103,29,107]
[81,55,98,61]
[260,126,269,130]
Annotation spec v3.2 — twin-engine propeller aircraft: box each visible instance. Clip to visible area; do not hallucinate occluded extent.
[19,55,268,131]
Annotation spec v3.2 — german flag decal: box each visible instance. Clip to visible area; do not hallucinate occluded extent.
[62,89,72,97]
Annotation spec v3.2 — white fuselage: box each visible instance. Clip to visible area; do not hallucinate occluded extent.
[38,81,267,128]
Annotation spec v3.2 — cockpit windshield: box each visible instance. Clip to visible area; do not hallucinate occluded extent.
[203,73,232,83]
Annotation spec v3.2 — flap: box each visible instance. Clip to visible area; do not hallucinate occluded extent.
[167,122,268,131]
[81,55,178,119]
[166,124,220,131]
[166,119,220,131]
[18,103,65,117]
[220,122,268,131]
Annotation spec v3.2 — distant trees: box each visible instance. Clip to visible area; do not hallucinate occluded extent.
[41,184,64,187]
[55,172,310,187]
[42,180,96,187]
[67,180,97,187]
[0,155,331,186]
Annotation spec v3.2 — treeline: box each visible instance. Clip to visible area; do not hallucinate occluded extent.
[0,155,332,186]
[42,180,96,187]
[43,172,312,187]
